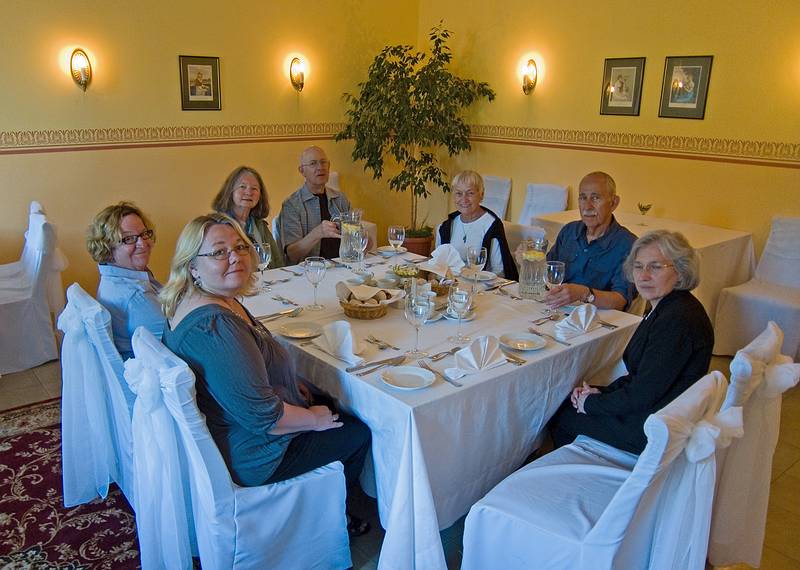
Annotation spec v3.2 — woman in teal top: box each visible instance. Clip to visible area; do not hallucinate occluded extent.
[212,166,285,268]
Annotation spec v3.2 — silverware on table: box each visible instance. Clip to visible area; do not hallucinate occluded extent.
[430,346,460,362]
[365,338,388,350]
[500,350,527,365]
[264,277,292,286]
[355,355,406,377]
[367,335,400,350]
[418,360,462,387]
[495,286,523,301]
[483,279,515,292]
[596,318,619,330]
[258,307,302,322]
[272,295,299,306]
[528,327,572,347]
[531,313,565,326]
[346,355,405,373]
[279,267,303,276]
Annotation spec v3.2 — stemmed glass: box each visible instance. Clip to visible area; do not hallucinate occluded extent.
[543,260,565,315]
[447,284,473,344]
[388,225,406,255]
[404,294,433,357]
[466,246,487,293]
[303,256,327,311]
[253,242,271,291]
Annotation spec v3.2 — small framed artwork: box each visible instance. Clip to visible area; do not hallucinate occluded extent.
[179,55,221,111]
[600,57,646,116]
[658,55,713,119]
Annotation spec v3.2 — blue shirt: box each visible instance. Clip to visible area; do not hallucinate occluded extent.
[547,216,637,308]
[96,264,165,359]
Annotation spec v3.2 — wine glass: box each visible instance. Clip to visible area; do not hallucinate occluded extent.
[466,246,487,293]
[388,225,406,255]
[253,242,271,291]
[303,256,327,311]
[545,261,565,290]
[404,294,432,357]
[447,285,473,344]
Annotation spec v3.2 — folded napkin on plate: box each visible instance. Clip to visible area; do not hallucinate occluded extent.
[312,321,365,365]
[335,282,405,305]
[554,303,601,341]
[445,335,507,380]
[419,244,465,278]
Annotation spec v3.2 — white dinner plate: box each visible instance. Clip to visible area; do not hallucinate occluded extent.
[499,333,547,352]
[381,366,435,391]
[442,308,476,322]
[459,269,497,282]
[278,321,323,339]
[377,245,408,257]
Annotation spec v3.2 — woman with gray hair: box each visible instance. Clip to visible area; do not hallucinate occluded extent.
[549,229,713,454]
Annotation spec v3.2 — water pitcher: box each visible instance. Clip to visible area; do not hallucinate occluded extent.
[518,237,548,301]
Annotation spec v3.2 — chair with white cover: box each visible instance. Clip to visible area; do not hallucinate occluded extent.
[0,202,66,374]
[501,220,547,257]
[462,371,741,570]
[709,323,800,568]
[517,183,568,226]
[481,175,512,220]
[127,327,352,570]
[714,217,800,359]
[57,283,134,507]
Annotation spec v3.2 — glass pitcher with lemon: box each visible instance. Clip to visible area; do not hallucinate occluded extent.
[518,236,549,301]
[335,209,364,266]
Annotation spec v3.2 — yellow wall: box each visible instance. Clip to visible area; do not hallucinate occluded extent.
[417,0,800,251]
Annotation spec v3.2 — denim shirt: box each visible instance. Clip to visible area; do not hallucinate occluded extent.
[97,264,165,359]
[547,216,637,308]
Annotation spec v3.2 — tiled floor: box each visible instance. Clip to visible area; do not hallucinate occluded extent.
[1,358,798,569]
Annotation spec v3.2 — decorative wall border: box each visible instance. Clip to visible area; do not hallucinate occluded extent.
[1,121,798,169]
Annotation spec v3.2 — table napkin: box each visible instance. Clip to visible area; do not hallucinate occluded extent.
[335,281,405,305]
[445,335,507,379]
[554,303,601,341]
[419,244,465,278]
[312,321,365,365]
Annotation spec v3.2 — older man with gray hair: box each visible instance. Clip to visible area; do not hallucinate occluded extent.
[543,171,637,311]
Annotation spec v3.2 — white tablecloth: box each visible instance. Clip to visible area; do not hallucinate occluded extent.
[533,210,756,327]
[243,258,640,569]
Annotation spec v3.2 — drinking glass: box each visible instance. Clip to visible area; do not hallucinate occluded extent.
[303,256,327,311]
[545,261,565,290]
[388,225,406,254]
[404,295,432,357]
[253,242,272,291]
[356,231,369,272]
[447,285,473,344]
[466,246,487,292]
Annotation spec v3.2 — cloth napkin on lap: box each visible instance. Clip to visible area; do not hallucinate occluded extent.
[312,321,365,365]
[554,303,601,341]
[445,336,507,380]
[419,244,465,278]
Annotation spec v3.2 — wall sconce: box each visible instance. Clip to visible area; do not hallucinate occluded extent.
[522,59,537,95]
[70,48,92,91]
[290,57,305,92]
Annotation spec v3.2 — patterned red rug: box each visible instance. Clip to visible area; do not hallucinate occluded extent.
[0,399,140,569]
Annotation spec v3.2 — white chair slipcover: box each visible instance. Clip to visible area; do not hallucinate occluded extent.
[715,217,800,359]
[462,371,741,570]
[709,323,800,567]
[517,183,568,226]
[481,175,512,220]
[57,283,134,506]
[501,220,547,257]
[0,202,66,374]
[129,327,352,570]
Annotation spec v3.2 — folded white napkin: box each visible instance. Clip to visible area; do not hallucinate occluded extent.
[445,335,507,379]
[312,321,365,365]
[419,244,465,277]
[335,282,405,305]
[554,304,601,341]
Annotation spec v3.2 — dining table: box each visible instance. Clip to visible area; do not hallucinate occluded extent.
[532,209,756,327]
[242,255,641,569]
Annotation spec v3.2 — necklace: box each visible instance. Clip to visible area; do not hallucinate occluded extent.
[459,214,484,245]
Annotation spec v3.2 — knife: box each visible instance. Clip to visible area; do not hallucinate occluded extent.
[354,355,406,376]
[528,328,572,347]
[500,350,527,365]
[484,279,515,292]
[256,308,298,321]
[346,355,407,373]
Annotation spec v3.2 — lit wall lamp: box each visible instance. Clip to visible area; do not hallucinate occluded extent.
[70,48,92,91]
[290,57,305,92]
[522,59,537,95]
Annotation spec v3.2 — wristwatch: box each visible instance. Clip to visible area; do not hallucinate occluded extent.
[584,286,596,304]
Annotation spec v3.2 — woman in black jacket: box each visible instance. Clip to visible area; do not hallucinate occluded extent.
[550,229,713,454]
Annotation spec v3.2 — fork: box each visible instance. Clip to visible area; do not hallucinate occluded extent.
[367,335,400,350]
[496,287,523,301]
[531,313,565,326]
[365,338,388,350]
[430,346,460,361]
[418,360,462,387]
[272,295,299,306]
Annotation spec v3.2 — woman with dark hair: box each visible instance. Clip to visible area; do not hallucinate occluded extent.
[212,166,284,268]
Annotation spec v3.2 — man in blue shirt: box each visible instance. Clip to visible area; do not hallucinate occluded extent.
[544,172,636,311]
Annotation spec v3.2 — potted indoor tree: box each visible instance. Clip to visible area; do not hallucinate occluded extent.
[335,22,495,256]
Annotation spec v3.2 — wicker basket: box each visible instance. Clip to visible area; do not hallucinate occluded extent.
[340,300,388,320]
[418,270,450,296]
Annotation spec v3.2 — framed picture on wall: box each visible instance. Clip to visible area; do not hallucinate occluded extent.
[600,57,645,116]
[658,55,713,119]
[179,55,221,110]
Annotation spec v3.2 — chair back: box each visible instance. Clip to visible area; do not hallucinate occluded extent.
[57,283,133,506]
[756,216,800,288]
[328,170,341,191]
[518,183,568,225]
[590,371,738,569]
[501,221,546,257]
[481,175,512,220]
[131,327,237,570]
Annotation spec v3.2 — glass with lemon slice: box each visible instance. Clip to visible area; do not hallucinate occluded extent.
[519,238,548,300]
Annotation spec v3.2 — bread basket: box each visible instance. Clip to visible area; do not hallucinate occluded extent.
[340,300,387,320]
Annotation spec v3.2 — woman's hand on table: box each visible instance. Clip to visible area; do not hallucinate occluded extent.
[310,405,343,431]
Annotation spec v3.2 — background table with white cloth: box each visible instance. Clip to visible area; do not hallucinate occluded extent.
[533,210,756,327]
[243,259,640,570]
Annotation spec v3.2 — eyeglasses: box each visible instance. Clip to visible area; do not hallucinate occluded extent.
[301,159,330,168]
[119,229,155,245]
[578,194,606,205]
[632,262,675,274]
[196,243,251,261]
